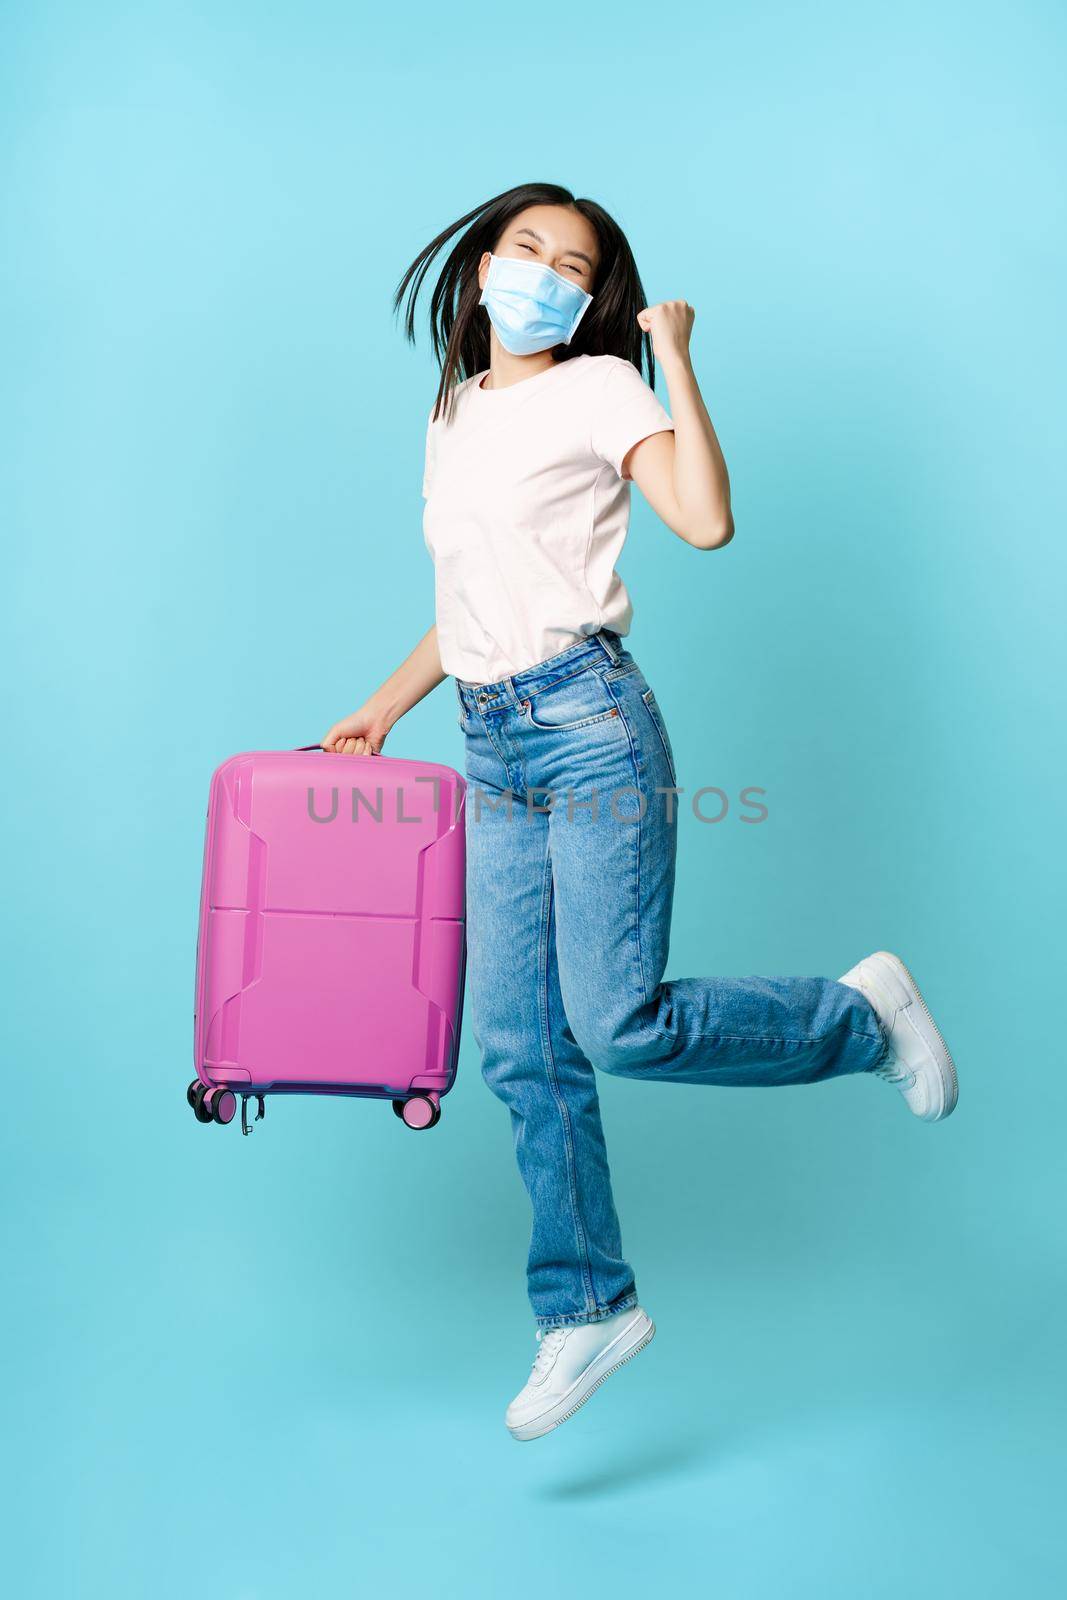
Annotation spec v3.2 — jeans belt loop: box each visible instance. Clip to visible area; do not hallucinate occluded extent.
[598,629,621,665]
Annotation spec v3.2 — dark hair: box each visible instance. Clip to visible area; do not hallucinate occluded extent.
[393,182,657,423]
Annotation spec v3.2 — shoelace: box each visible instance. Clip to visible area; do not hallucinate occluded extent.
[531,1328,568,1378]
[872,1055,913,1086]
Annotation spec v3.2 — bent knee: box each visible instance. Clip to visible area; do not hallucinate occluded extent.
[569,1010,645,1077]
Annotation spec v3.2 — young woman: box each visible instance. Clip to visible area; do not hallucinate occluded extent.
[322,182,959,1443]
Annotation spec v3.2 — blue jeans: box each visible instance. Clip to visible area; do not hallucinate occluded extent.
[455,630,890,1330]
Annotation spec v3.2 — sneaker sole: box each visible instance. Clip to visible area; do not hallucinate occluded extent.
[874,950,959,1121]
[507,1311,656,1442]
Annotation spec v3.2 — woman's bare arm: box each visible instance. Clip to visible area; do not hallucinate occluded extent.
[624,300,734,551]
[322,623,445,755]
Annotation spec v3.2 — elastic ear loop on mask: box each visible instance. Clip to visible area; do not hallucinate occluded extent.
[564,287,594,344]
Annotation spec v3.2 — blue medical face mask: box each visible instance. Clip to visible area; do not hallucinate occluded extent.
[478,252,594,356]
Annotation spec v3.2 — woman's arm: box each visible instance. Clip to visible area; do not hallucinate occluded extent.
[322,623,445,755]
[625,300,734,551]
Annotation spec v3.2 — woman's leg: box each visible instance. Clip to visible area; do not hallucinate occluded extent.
[532,659,891,1085]
[463,718,638,1330]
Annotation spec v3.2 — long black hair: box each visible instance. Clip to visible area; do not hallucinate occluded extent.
[394,182,658,423]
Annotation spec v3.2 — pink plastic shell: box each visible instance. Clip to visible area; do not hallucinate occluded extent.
[193,750,466,1101]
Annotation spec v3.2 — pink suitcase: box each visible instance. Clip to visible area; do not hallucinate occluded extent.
[189,747,466,1134]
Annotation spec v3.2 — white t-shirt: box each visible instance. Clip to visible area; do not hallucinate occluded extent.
[421,352,674,684]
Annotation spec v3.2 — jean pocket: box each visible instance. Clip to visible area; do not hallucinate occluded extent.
[641,687,678,786]
[521,667,621,732]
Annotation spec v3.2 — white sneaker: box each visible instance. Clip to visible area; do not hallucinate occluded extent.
[505,1305,655,1441]
[839,950,958,1122]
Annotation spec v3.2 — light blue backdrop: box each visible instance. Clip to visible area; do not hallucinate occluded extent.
[3,1,1064,1595]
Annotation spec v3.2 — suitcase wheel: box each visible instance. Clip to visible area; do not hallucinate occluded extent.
[189,1080,238,1126]
[191,1082,214,1124]
[398,1094,440,1131]
[210,1089,238,1126]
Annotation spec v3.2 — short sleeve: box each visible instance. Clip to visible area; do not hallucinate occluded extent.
[421,405,437,500]
[590,358,674,480]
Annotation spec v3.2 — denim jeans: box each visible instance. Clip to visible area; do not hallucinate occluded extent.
[455,630,890,1330]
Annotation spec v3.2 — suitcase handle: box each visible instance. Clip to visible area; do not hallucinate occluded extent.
[294,743,382,756]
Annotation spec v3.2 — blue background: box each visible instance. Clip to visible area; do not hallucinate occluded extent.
[3,1,1065,1594]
